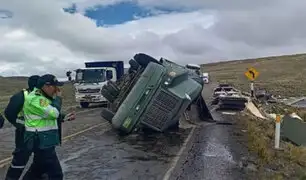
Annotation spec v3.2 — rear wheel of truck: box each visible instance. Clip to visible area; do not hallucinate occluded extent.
[101,88,116,103]
[106,81,120,97]
[80,102,89,108]
[100,108,115,123]
[133,53,161,68]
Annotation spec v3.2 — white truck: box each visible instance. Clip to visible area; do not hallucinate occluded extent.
[202,72,209,84]
[68,61,125,108]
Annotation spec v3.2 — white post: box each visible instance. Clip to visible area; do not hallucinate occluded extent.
[250,81,254,98]
[274,114,281,149]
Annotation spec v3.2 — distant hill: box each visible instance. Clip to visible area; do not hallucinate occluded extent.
[201,53,306,97]
[1,53,305,97]
[0,76,28,81]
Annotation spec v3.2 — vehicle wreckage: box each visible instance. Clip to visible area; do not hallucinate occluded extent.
[100,53,213,135]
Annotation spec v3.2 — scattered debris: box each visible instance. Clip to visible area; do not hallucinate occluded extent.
[245,101,267,119]
[212,84,248,111]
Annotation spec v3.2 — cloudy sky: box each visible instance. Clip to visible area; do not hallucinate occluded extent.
[0,0,305,78]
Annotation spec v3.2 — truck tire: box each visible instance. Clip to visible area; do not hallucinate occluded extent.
[101,88,116,103]
[133,53,160,68]
[80,102,89,108]
[129,59,140,71]
[106,81,120,97]
[100,108,115,123]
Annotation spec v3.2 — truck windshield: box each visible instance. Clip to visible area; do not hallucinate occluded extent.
[75,69,106,83]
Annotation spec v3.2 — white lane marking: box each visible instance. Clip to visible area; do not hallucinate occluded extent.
[162,126,196,180]
[221,112,237,115]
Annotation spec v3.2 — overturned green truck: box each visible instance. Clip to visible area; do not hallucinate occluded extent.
[100,53,212,135]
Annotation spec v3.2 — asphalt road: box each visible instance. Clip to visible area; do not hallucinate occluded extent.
[165,83,250,180]
[168,110,249,180]
[0,83,250,180]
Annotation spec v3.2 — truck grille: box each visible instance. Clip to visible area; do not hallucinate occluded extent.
[141,90,179,130]
[78,89,100,93]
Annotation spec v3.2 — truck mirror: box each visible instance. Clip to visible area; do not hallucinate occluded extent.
[66,71,72,81]
[106,70,113,80]
[66,71,71,77]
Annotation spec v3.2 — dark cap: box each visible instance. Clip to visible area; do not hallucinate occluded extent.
[37,74,64,88]
[28,75,40,91]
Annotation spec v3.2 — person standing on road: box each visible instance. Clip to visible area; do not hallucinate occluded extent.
[21,74,74,180]
[4,75,40,180]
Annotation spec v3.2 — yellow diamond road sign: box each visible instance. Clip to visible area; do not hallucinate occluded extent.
[244,67,259,81]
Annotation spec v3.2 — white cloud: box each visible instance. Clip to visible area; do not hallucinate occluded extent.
[0,0,306,78]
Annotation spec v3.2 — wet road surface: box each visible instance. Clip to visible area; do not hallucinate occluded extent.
[59,125,191,180]
[166,83,250,180]
[168,111,249,180]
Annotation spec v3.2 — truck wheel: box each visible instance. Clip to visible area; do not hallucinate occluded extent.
[100,108,115,123]
[106,81,120,97]
[133,53,160,68]
[101,88,116,103]
[80,102,89,108]
[129,59,140,71]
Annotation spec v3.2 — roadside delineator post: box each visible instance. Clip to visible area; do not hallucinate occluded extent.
[275,114,281,149]
[250,81,254,98]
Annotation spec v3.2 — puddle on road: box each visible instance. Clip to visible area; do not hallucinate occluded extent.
[202,140,236,164]
[115,128,191,162]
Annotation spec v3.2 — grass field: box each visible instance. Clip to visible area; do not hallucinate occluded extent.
[201,53,306,179]
[0,76,76,112]
[201,53,306,97]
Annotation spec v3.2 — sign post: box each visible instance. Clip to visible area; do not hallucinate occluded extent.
[275,114,281,149]
[244,67,259,98]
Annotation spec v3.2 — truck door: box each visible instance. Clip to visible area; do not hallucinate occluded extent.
[106,67,117,81]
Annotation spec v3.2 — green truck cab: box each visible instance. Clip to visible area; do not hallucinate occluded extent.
[101,53,205,135]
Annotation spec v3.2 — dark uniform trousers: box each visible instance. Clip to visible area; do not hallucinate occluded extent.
[24,133,63,180]
[5,127,30,180]
[5,132,63,180]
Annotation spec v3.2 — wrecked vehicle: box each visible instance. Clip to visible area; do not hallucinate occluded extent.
[100,53,212,135]
[212,84,248,110]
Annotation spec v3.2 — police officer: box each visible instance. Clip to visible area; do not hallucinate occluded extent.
[21,74,68,180]
[4,75,40,180]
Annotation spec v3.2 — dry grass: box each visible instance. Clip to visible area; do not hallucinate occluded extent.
[201,53,306,179]
[238,114,306,179]
[0,76,76,112]
[201,53,306,97]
